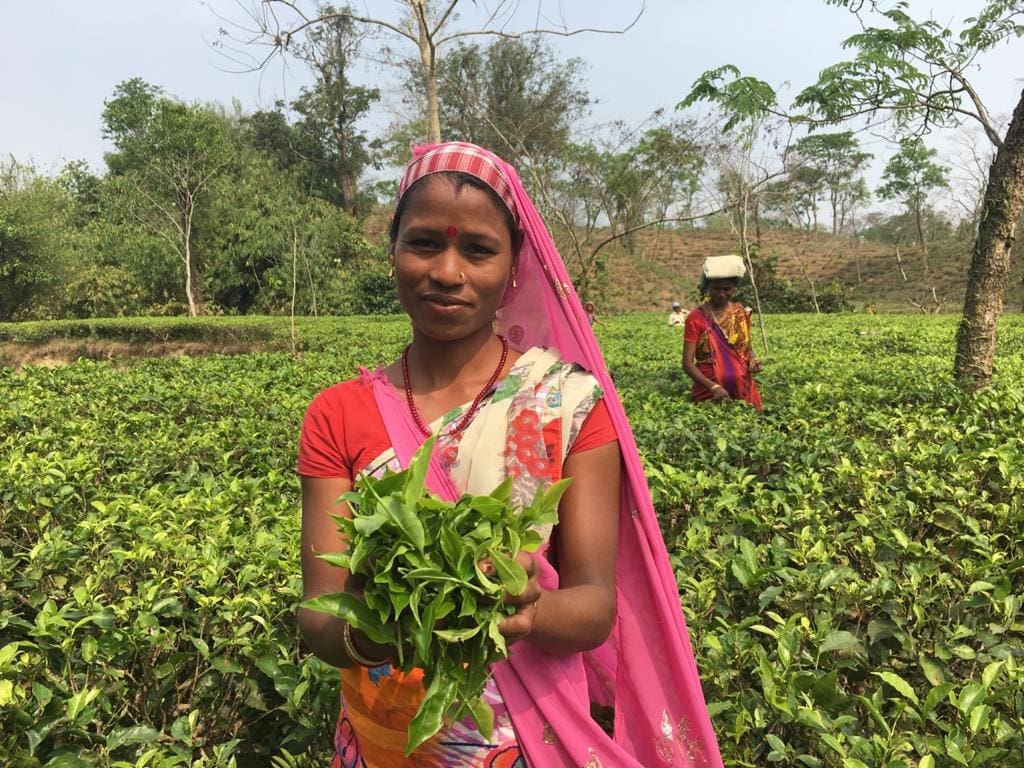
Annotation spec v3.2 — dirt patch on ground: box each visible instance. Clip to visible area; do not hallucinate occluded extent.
[0,340,280,369]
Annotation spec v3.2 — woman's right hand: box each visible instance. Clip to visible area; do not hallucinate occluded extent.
[709,383,730,401]
[343,573,398,665]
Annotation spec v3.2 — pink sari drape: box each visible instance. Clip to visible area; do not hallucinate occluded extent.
[374,143,722,768]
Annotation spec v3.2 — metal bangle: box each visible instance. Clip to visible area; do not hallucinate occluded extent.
[342,623,390,668]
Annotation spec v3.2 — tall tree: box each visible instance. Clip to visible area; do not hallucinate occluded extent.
[102,79,235,316]
[0,161,74,320]
[240,106,297,172]
[288,8,380,215]
[434,36,590,166]
[602,124,705,247]
[877,136,948,271]
[521,120,708,292]
[682,0,1024,389]
[791,131,872,235]
[784,163,826,230]
[223,0,641,143]
[201,146,372,315]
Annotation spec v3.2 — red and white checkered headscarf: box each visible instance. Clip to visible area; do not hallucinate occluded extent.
[397,142,518,222]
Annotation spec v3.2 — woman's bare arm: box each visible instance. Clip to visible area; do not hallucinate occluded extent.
[500,439,622,655]
[298,475,391,667]
[683,339,727,399]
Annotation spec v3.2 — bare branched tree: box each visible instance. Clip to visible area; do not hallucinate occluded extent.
[705,114,798,354]
[215,0,643,142]
[947,121,1003,227]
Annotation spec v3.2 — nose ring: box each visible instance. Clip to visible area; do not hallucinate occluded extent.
[458,271,466,284]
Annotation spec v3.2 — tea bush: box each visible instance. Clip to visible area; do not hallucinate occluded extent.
[1,313,1021,767]
[614,314,1024,768]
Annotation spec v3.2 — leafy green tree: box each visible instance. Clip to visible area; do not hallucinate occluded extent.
[791,132,872,234]
[436,36,589,166]
[87,176,183,315]
[241,107,300,172]
[777,164,826,231]
[201,147,374,315]
[681,0,1024,389]
[877,136,948,270]
[601,124,705,249]
[288,8,380,215]
[54,161,167,317]
[0,160,75,320]
[102,79,235,316]
[519,120,706,292]
[58,160,104,227]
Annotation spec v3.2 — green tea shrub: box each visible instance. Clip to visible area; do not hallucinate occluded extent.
[1,313,1022,766]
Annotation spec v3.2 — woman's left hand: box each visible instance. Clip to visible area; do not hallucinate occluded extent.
[749,358,762,373]
[497,551,542,644]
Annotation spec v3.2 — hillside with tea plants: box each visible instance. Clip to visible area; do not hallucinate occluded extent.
[2,313,1022,766]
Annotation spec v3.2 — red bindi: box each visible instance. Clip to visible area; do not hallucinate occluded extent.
[446,225,458,237]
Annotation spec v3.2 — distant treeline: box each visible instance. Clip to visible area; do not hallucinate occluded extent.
[1,28,981,322]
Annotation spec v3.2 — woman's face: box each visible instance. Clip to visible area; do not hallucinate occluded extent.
[707,280,737,308]
[392,176,516,343]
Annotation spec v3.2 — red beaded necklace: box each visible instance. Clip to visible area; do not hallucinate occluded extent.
[401,335,509,437]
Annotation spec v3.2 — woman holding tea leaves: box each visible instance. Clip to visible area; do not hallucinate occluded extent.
[298,143,722,767]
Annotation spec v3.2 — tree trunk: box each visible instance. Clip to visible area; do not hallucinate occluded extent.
[915,201,930,274]
[415,13,442,143]
[954,88,1024,390]
[337,165,358,215]
[333,124,359,215]
[831,188,839,236]
[895,244,908,282]
[182,204,203,317]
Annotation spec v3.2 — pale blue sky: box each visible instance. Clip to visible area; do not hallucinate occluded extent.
[2,0,1021,189]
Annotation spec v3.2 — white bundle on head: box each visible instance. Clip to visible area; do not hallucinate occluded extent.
[701,254,746,281]
[699,254,746,293]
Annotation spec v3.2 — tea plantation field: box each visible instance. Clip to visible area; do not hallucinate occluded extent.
[2,313,1022,767]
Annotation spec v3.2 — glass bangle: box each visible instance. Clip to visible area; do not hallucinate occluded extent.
[342,623,390,668]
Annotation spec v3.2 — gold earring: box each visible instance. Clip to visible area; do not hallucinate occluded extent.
[388,254,395,279]
[511,270,518,290]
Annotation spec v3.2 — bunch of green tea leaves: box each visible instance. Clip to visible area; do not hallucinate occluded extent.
[303,435,570,755]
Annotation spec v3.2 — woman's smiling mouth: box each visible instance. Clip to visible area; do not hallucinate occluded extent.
[422,292,470,308]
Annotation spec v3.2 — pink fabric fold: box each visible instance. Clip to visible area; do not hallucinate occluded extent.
[376,142,723,768]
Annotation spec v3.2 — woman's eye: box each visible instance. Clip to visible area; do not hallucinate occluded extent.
[464,243,496,257]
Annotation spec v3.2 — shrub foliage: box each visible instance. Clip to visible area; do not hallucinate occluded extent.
[1,313,1022,766]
